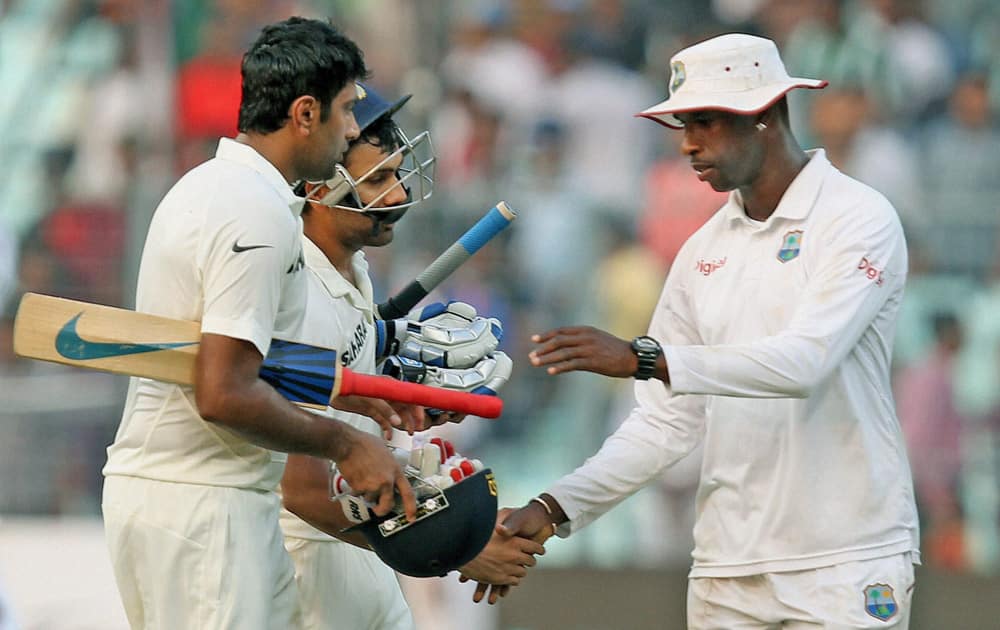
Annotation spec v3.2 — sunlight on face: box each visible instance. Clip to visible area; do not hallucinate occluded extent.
[344,142,407,208]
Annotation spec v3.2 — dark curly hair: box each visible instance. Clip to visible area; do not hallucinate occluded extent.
[238,17,368,134]
[354,114,402,153]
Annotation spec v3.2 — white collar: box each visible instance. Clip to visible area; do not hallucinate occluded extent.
[724,148,830,225]
[215,138,305,217]
[301,236,373,312]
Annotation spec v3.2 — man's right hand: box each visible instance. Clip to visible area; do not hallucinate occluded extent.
[497,501,557,545]
[459,508,546,604]
[329,427,417,520]
[330,394,427,437]
[529,326,637,377]
[460,508,545,584]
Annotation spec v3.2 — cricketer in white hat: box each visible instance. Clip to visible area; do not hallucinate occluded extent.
[637,33,827,129]
[500,29,919,630]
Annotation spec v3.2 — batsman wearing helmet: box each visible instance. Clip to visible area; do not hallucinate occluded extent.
[495,34,919,628]
[279,83,533,629]
[100,19,415,630]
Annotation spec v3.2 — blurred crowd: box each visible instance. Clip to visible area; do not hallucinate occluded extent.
[1,0,999,598]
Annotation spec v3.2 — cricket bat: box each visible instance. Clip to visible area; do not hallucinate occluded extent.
[376,201,517,319]
[13,292,503,418]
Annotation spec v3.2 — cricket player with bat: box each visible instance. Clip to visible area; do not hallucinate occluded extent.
[279,83,536,629]
[99,19,418,630]
[494,34,920,627]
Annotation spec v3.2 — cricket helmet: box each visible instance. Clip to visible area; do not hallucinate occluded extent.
[303,82,435,216]
[341,468,498,577]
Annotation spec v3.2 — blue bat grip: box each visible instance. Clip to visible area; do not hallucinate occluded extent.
[457,205,513,254]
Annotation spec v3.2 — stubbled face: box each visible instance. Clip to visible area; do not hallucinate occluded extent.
[345,141,408,247]
[675,110,764,192]
[301,82,360,181]
[303,140,407,253]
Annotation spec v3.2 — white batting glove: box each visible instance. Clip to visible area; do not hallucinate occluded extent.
[380,351,513,395]
[376,301,503,369]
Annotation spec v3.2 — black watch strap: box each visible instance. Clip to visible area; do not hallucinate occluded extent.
[630,335,661,380]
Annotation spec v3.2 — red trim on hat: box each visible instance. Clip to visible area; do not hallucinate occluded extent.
[634,80,829,129]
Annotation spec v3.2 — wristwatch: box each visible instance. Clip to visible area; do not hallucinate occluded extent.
[630,335,662,380]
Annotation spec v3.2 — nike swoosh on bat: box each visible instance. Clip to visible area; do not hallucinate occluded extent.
[55,313,197,360]
[232,240,273,253]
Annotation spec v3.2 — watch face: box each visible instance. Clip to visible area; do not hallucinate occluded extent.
[634,337,658,353]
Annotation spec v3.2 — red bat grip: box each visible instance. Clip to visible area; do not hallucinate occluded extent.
[337,368,503,418]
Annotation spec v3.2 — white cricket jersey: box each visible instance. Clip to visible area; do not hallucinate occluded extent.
[279,237,381,541]
[103,138,307,492]
[547,150,920,577]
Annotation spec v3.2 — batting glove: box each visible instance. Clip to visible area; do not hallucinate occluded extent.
[375,301,503,369]
[380,351,512,396]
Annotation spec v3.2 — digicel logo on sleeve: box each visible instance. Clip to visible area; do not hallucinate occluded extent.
[857,256,885,286]
[695,257,727,276]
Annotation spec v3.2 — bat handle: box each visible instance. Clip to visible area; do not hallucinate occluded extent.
[377,282,424,320]
[336,368,504,418]
[455,201,517,256]
[376,201,518,319]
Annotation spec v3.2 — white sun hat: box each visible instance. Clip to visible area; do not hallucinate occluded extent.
[637,33,827,129]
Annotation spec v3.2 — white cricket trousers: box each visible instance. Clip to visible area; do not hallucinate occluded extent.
[284,536,415,630]
[688,552,915,629]
[102,476,301,630]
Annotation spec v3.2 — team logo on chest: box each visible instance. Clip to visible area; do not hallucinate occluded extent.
[863,583,898,621]
[777,229,803,263]
[286,250,305,274]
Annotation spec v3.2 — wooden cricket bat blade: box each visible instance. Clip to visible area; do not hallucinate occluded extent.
[13,293,503,418]
[14,292,201,385]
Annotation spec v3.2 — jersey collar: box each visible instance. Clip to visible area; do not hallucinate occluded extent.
[215,138,305,217]
[301,235,374,313]
[724,148,830,225]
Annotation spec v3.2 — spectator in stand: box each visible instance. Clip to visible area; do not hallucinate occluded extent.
[920,72,1000,279]
[953,276,1000,574]
[782,0,886,128]
[508,119,599,326]
[896,313,968,570]
[810,86,923,233]
[862,0,956,122]
[175,16,244,170]
[438,4,547,136]
[572,0,649,70]
[966,9,1000,112]
[542,25,658,216]
[639,132,727,270]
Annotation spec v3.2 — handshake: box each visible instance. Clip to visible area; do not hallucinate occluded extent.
[374,302,554,601]
[456,494,566,605]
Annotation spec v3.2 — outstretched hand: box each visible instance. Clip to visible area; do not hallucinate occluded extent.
[529,326,637,378]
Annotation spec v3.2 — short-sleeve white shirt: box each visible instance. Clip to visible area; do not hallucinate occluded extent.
[279,236,381,541]
[104,138,308,491]
[547,150,920,577]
